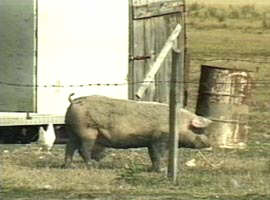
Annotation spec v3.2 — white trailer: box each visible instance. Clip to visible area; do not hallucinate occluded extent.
[0,0,129,126]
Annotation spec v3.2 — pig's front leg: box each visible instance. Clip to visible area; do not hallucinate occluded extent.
[91,143,106,161]
[147,133,168,172]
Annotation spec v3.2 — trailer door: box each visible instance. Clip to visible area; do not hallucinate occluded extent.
[0,0,36,112]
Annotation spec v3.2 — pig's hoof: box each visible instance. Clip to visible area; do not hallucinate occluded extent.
[61,164,73,169]
[147,166,162,173]
[61,162,77,169]
[85,160,99,169]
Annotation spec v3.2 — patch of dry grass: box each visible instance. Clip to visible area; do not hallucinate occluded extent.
[2,144,270,200]
[187,0,270,9]
[186,0,270,30]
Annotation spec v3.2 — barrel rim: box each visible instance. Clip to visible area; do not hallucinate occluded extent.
[201,65,254,73]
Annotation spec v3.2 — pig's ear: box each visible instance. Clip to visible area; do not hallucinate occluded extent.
[191,116,212,128]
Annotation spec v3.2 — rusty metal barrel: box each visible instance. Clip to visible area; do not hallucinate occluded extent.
[196,65,252,149]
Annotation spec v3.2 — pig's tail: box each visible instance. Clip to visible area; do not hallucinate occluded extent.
[68,93,75,103]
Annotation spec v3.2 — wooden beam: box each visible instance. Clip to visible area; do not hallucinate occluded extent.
[135,24,182,99]
[133,0,184,19]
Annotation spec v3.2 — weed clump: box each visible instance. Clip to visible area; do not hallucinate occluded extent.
[188,3,263,20]
[262,13,270,29]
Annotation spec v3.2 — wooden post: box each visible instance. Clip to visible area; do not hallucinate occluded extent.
[135,24,182,99]
[168,48,184,183]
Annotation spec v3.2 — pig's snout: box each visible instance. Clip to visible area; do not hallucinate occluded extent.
[194,135,211,148]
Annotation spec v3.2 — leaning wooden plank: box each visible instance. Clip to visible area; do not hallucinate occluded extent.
[157,15,171,103]
[135,24,182,99]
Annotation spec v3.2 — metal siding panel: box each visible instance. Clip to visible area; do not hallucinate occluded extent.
[0,0,36,112]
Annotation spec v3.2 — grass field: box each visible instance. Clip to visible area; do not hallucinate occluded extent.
[1,143,270,200]
[2,1,270,200]
[188,0,270,11]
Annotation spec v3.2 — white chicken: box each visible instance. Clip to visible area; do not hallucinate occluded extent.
[38,123,56,152]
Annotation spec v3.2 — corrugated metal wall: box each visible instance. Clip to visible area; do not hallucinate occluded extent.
[0,0,36,112]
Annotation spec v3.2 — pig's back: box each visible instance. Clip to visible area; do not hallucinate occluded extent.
[74,95,169,133]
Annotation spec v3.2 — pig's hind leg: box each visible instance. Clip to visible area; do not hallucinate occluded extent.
[147,133,168,172]
[78,127,99,168]
[63,132,80,168]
